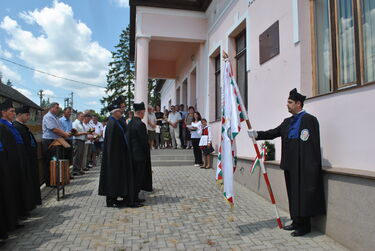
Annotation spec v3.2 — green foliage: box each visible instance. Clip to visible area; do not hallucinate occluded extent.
[148,79,160,107]
[40,98,50,108]
[101,26,134,115]
[263,141,275,161]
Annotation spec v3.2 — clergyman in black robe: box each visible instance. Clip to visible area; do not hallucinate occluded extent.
[128,102,153,201]
[0,99,34,217]
[0,133,18,244]
[247,88,325,237]
[98,101,139,208]
[13,106,42,206]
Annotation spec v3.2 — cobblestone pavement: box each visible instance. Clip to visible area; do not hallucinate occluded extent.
[2,161,348,251]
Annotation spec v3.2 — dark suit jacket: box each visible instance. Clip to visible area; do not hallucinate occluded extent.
[127,117,149,162]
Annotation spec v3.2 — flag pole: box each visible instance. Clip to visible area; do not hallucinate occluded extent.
[222,51,283,229]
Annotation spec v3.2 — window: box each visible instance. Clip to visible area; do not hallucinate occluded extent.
[215,55,221,120]
[314,0,375,95]
[362,0,375,83]
[235,30,248,108]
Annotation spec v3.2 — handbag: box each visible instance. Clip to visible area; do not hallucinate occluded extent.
[202,145,214,155]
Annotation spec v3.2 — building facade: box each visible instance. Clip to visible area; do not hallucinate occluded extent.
[130,1,375,250]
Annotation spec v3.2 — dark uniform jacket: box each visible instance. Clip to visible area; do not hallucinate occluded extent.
[257,112,325,217]
[0,125,18,235]
[13,121,42,205]
[98,116,134,199]
[127,117,152,192]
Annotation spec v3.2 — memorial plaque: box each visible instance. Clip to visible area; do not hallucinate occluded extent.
[259,21,280,65]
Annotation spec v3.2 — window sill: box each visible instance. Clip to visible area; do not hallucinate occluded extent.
[209,119,221,124]
[309,81,375,101]
[211,153,375,180]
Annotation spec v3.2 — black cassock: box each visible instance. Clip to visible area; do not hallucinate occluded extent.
[0,121,34,216]
[98,117,134,201]
[0,134,18,237]
[257,113,325,217]
[13,121,42,206]
[128,117,153,193]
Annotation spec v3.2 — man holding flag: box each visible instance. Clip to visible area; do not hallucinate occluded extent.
[247,88,326,236]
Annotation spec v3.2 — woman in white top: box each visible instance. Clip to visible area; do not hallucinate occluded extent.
[199,118,213,169]
[189,112,203,166]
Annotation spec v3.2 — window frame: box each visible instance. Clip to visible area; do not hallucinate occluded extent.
[214,54,221,121]
[235,30,248,109]
[312,0,374,98]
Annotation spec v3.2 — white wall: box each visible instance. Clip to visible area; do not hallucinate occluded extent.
[156,0,375,172]
[160,79,176,111]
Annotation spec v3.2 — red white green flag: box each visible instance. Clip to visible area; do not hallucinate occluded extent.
[216,59,248,208]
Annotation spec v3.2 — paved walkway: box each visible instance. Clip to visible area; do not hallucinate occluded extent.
[2,160,348,250]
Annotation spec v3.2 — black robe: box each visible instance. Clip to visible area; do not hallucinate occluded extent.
[0,134,18,236]
[98,117,134,200]
[127,117,153,193]
[0,121,34,216]
[257,113,325,217]
[13,121,42,206]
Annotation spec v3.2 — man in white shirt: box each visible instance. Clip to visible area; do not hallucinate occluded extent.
[147,105,157,149]
[90,115,104,166]
[167,105,182,149]
[83,113,94,169]
[72,112,88,176]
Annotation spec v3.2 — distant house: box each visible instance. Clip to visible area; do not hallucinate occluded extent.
[0,83,43,136]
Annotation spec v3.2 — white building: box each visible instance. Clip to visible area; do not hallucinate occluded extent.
[130,1,375,250]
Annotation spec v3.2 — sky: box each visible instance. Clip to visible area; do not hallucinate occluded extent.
[0,0,130,113]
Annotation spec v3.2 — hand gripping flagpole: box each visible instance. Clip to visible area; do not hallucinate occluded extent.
[222,51,283,229]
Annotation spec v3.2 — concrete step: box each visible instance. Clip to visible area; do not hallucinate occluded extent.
[151,149,193,156]
[151,155,193,161]
[152,159,194,167]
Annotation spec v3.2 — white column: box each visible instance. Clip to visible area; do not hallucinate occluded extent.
[135,36,150,105]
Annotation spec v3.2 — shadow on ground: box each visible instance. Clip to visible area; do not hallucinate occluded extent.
[3,204,80,250]
[145,195,183,205]
[238,217,288,235]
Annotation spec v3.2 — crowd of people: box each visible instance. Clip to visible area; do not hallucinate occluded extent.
[41,104,105,183]
[145,104,214,169]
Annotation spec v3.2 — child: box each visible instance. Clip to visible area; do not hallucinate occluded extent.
[199,118,213,169]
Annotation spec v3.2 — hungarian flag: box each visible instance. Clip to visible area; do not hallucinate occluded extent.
[216,59,248,208]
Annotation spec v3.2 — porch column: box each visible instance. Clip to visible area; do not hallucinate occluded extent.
[135,36,150,105]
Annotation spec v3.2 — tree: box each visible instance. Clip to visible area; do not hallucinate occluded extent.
[148,79,160,107]
[41,98,50,108]
[101,26,134,114]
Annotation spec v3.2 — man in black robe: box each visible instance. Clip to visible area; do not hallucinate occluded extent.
[0,99,34,217]
[98,100,141,208]
[247,88,325,237]
[128,102,153,202]
[13,106,42,206]
[0,129,18,246]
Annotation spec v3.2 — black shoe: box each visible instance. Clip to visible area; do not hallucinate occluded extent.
[136,198,145,203]
[291,229,310,237]
[79,170,85,175]
[106,201,123,208]
[0,233,8,240]
[16,224,25,229]
[283,223,296,231]
[127,203,144,208]
[83,168,89,171]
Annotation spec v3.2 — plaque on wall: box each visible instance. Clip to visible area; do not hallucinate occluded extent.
[259,21,280,65]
